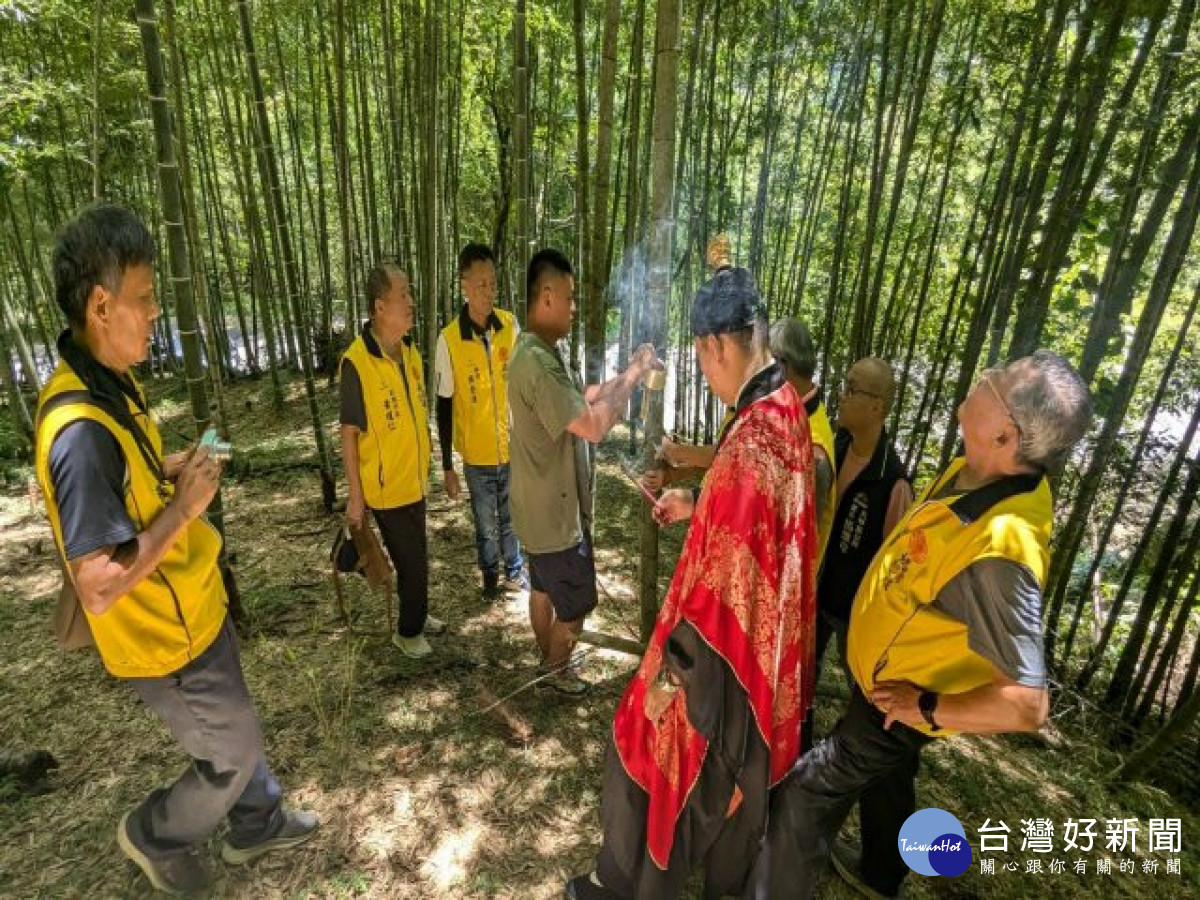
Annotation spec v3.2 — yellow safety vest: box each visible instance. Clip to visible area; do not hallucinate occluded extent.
[807,398,838,561]
[440,307,515,466]
[341,329,431,509]
[846,457,1051,737]
[34,362,226,678]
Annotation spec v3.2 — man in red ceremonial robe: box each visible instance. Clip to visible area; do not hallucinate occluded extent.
[566,267,819,900]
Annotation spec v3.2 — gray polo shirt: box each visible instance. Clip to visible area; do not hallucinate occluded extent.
[507,331,592,554]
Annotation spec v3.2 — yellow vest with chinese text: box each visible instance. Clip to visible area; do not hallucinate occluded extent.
[341,331,431,509]
[846,458,1051,737]
[440,307,515,466]
[35,363,226,679]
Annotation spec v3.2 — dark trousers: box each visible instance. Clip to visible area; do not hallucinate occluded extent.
[801,609,852,754]
[750,689,931,900]
[373,499,429,637]
[595,741,759,899]
[126,618,283,857]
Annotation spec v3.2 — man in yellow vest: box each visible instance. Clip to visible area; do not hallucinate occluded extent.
[435,243,526,598]
[340,260,443,658]
[752,350,1092,900]
[35,205,317,895]
[769,317,836,558]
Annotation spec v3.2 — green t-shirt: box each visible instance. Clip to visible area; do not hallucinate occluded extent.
[507,331,593,554]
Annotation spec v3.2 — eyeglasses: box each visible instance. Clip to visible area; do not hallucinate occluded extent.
[841,380,883,401]
[982,367,1023,437]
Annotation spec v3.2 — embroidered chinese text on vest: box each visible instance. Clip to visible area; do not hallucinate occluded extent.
[441,308,515,467]
[35,363,227,678]
[341,332,431,509]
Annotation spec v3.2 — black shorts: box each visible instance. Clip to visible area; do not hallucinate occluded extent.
[529,538,598,623]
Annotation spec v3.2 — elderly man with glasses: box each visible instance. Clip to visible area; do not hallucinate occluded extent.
[751,350,1092,900]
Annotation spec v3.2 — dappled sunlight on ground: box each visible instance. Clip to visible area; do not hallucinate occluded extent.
[1,375,1196,898]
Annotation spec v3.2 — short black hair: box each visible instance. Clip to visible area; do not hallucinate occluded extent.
[366,259,403,317]
[526,248,573,305]
[52,204,157,329]
[457,243,496,277]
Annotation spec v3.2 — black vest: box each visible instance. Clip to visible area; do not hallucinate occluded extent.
[817,428,908,619]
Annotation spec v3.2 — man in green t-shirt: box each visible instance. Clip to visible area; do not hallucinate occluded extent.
[508,248,659,694]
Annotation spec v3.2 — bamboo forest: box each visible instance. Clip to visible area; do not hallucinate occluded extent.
[1,0,1198,896]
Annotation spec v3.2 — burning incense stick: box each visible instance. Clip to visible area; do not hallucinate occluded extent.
[619,459,660,505]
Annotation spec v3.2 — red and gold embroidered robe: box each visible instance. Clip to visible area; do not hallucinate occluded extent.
[612,376,819,869]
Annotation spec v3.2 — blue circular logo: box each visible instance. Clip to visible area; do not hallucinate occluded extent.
[897,808,971,877]
[929,831,973,876]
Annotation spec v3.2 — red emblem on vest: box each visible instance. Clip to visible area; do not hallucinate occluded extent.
[499,346,510,363]
[909,529,929,565]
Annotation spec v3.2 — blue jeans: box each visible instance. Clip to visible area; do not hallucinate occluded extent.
[464,462,523,579]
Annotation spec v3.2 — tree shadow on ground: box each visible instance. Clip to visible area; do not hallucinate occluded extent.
[0,375,1196,899]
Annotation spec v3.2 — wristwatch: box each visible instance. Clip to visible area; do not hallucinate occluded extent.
[918,690,942,731]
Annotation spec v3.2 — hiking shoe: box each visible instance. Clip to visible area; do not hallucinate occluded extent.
[221,808,320,865]
[393,632,433,658]
[540,668,589,696]
[118,810,214,895]
[503,572,531,594]
[423,615,447,636]
[565,871,624,899]
[483,571,502,599]
[830,841,899,900]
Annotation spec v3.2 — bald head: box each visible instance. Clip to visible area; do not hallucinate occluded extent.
[849,358,895,411]
[837,357,896,436]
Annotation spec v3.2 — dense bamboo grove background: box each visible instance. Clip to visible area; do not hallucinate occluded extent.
[0,0,1198,795]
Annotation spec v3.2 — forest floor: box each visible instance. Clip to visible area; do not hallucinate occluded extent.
[1,372,1197,899]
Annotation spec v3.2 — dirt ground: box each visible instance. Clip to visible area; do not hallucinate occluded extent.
[0,373,1196,899]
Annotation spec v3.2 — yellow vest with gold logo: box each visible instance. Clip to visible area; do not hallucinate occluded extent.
[35,362,227,678]
[341,331,430,509]
[846,458,1052,736]
[440,308,515,466]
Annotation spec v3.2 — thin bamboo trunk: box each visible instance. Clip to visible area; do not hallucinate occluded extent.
[235,0,337,510]
[638,0,679,640]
